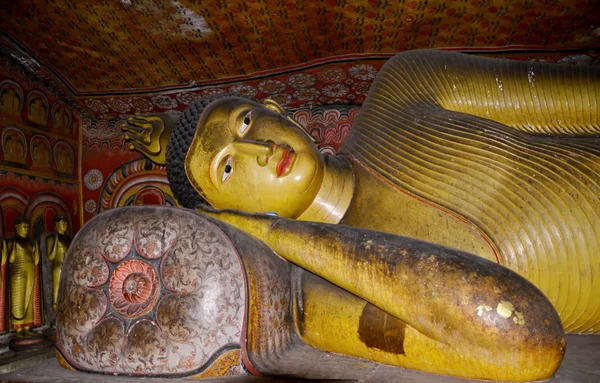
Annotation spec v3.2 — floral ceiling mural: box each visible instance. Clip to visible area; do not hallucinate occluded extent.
[0,0,599,119]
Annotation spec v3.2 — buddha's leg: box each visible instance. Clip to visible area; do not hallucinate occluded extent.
[10,263,30,335]
[10,268,26,322]
[298,271,550,381]
[52,264,61,308]
[21,263,35,334]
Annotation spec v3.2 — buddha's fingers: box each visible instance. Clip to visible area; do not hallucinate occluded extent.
[121,118,148,135]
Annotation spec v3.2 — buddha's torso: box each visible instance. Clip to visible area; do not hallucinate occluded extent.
[333,50,600,333]
[10,237,35,270]
[51,234,70,264]
[341,162,499,263]
[339,114,600,334]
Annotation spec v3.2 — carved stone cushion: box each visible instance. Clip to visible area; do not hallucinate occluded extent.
[56,206,255,377]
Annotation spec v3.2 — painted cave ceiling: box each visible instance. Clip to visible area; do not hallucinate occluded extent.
[1,0,599,120]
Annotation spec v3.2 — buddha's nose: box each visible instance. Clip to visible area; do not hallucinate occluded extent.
[233,139,274,158]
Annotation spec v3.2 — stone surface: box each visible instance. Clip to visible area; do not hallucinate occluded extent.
[0,344,54,375]
[0,335,598,382]
[56,207,246,377]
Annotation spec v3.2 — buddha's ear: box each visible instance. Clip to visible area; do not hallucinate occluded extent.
[262,98,287,116]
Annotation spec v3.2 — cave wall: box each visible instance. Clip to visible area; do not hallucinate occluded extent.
[0,55,81,238]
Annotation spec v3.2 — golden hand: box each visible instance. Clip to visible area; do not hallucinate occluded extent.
[8,238,15,264]
[120,113,175,165]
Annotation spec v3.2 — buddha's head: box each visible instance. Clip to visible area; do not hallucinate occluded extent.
[14,216,30,238]
[167,94,324,218]
[54,216,68,235]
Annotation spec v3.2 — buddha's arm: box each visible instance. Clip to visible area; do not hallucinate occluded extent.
[8,240,15,264]
[47,235,56,261]
[33,241,39,265]
[375,49,598,135]
[204,209,564,371]
[119,113,176,165]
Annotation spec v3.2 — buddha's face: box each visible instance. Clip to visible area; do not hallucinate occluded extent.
[185,97,324,217]
[15,221,30,238]
[55,219,68,235]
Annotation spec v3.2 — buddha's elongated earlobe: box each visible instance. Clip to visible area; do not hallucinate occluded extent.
[262,98,318,144]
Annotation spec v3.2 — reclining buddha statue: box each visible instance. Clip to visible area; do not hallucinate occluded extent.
[57,49,598,381]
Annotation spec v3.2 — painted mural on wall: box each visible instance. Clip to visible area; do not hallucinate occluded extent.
[0,53,81,348]
[81,117,176,224]
[0,56,81,262]
[1,0,599,94]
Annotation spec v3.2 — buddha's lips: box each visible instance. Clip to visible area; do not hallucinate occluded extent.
[276,148,295,178]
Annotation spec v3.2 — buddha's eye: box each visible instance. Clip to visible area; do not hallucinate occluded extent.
[221,156,233,183]
[240,111,252,134]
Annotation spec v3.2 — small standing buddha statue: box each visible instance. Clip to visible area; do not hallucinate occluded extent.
[46,216,70,310]
[5,217,42,338]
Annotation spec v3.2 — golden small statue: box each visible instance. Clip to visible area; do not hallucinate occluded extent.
[27,98,47,127]
[5,217,41,337]
[120,49,600,381]
[3,132,26,165]
[55,145,74,175]
[46,216,70,310]
[0,84,22,118]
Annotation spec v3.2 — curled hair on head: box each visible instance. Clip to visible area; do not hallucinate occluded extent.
[54,216,67,224]
[166,92,256,209]
[14,216,28,225]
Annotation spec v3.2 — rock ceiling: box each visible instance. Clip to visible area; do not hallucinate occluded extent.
[1,0,599,119]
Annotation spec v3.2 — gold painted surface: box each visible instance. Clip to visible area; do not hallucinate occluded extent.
[121,48,600,379]
[46,218,70,309]
[203,209,566,382]
[120,114,175,165]
[341,162,499,263]
[297,274,550,381]
[5,221,39,334]
[497,301,515,318]
[343,50,600,333]
[185,98,325,218]
[189,349,242,379]
[55,350,75,371]
[294,154,354,224]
